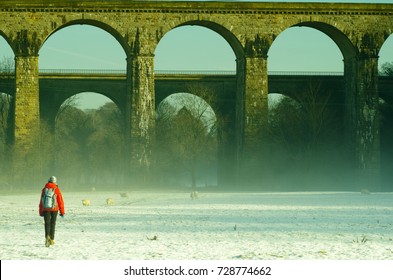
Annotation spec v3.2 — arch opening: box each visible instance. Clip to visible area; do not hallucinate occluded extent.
[155,24,237,72]
[378,35,393,191]
[39,24,126,71]
[71,92,115,111]
[268,25,344,72]
[37,24,129,188]
[266,25,350,191]
[154,23,237,189]
[155,92,218,189]
[378,33,393,79]
[52,92,125,188]
[0,34,15,63]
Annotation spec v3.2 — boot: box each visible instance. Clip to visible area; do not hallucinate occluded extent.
[45,235,51,247]
[49,238,55,245]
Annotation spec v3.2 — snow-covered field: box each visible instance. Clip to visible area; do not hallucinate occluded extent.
[0,190,392,260]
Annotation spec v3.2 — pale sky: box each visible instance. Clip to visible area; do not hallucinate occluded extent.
[1,0,393,108]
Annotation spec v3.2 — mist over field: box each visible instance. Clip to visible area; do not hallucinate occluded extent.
[1,90,392,193]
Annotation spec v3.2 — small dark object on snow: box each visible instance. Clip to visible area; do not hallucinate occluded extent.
[146,235,158,241]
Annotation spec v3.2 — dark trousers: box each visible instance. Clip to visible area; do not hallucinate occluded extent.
[43,211,58,240]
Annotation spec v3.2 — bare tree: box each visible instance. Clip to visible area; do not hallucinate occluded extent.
[296,82,337,152]
[55,105,94,186]
[87,102,125,185]
[0,56,14,74]
[0,56,14,185]
[267,82,343,190]
[55,95,79,123]
[155,86,218,189]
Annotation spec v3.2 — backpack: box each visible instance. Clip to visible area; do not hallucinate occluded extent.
[42,187,57,209]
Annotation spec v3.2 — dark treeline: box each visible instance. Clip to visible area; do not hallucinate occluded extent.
[265,84,350,191]
[11,101,127,190]
[53,102,126,188]
[0,91,219,191]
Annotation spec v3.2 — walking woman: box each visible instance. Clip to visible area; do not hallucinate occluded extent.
[38,176,65,247]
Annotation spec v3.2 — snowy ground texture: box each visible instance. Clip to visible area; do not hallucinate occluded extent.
[1,190,392,260]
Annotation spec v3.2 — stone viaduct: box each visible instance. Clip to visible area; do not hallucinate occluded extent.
[1,0,393,189]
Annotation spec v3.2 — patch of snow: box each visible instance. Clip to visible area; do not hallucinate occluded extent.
[0,191,392,260]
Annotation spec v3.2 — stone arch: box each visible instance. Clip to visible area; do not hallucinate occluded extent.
[156,20,243,66]
[269,22,346,122]
[39,19,130,57]
[154,21,239,125]
[266,23,352,190]
[268,26,344,73]
[41,87,126,131]
[295,21,356,61]
[270,21,356,64]
[181,20,243,61]
[38,22,128,127]
[267,21,354,124]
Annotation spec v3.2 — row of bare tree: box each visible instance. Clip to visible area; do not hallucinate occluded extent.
[0,88,219,189]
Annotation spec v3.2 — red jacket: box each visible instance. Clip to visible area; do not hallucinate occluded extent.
[39,182,65,216]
